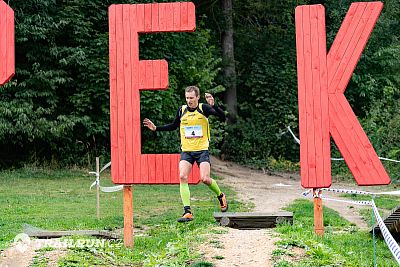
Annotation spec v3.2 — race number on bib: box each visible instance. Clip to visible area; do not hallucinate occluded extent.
[184,125,203,138]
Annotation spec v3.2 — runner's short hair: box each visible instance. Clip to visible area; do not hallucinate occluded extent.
[185,86,200,97]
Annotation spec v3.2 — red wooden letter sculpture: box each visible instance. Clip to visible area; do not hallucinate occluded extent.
[0,0,14,86]
[109,2,200,185]
[296,2,391,189]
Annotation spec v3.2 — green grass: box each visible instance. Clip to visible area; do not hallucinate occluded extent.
[274,199,398,266]
[0,166,246,266]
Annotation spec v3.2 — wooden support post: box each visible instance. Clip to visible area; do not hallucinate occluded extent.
[96,157,100,220]
[123,185,134,248]
[313,189,324,236]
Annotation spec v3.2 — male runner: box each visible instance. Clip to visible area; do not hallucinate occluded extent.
[143,86,227,222]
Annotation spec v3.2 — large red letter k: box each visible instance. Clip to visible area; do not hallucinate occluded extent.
[296,2,391,188]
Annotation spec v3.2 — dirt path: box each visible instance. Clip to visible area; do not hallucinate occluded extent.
[200,156,369,266]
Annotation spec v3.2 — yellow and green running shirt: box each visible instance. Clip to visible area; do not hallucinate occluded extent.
[155,103,225,152]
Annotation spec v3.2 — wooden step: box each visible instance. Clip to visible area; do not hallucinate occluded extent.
[371,205,400,241]
[214,212,293,229]
[27,230,120,239]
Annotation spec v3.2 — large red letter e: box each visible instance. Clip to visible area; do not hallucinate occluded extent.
[0,0,14,86]
[295,2,391,188]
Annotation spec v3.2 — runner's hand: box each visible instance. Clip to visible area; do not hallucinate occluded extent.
[205,93,214,106]
[143,118,156,131]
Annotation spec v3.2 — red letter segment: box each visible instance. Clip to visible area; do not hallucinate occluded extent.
[296,2,390,188]
[109,3,200,184]
[0,1,14,86]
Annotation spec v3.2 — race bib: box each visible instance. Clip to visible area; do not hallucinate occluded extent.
[184,125,203,138]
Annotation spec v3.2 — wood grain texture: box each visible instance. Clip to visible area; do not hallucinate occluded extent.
[295,2,389,188]
[109,3,199,184]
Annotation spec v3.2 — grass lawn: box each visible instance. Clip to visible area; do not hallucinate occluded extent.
[0,166,245,266]
[273,199,399,267]
[1,167,400,266]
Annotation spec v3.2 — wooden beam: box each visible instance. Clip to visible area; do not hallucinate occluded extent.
[213,212,293,229]
[123,185,133,248]
[371,205,400,241]
[27,230,120,239]
[314,189,324,236]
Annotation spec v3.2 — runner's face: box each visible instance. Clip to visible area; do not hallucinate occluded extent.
[185,91,199,108]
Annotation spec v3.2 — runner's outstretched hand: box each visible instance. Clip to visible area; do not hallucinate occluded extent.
[143,118,156,131]
[205,93,214,106]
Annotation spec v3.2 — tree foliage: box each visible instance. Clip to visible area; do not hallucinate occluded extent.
[0,0,399,171]
[0,0,222,167]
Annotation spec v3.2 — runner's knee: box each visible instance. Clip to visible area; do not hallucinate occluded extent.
[201,175,211,185]
[179,173,189,183]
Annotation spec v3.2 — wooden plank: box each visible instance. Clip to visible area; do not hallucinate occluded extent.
[303,6,317,188]
[327,3,359,88]
[130,5,141,185]
[123,5,133,184]
[317,4,331,188]
[336,3,383,94]
[295,6,309,188]
[5,2,14,85]
[327,4,357,79]
[158,3,167,32]
[214,212,293,218]
[180,2,188,31]
[136,4,145,33]
[171,154,179,184]
[153,59,161,89]
[140,154,149,184]
[314,191,324,236]
[0,2,7,84]
[328,3,367,92]
[145,60,153,89]
[163,154,171,184]
[109,5,119,184]
[123,186,133,248]
[144,4,152,32]
[173,2,181,31]
[160,60,168,89]
[164,3,173,30]
[151,3,159,32]
[148,154,156,184]
[214,212,293,229]
[310,6,324,188]
[116,5,126,184]
[139,60,146,90]
[155,154,163,184]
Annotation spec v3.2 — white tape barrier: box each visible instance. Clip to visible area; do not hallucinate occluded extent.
[371,199,400,265]
[287,126,400,163]
[89,161,123,193]
[320,187,400,196]
[303,188,400,264]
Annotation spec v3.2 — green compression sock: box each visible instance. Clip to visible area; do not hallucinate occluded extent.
[208,179,222,196]
[180,183,191,207]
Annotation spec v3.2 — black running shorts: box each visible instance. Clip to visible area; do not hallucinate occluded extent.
[180,150,210,166]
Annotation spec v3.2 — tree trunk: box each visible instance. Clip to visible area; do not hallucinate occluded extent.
[221,0,237,122]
